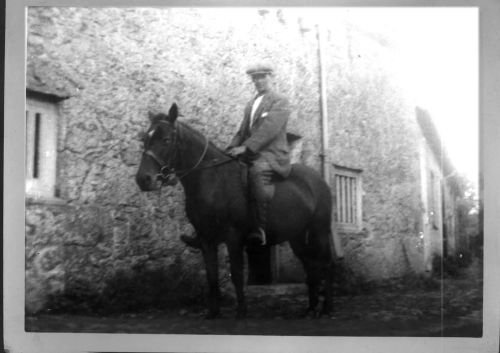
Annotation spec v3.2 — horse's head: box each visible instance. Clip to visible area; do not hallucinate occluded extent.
[135,103,180,191]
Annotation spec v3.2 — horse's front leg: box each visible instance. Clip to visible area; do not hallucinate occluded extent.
[201,239,220,319]
[226,227,247,319]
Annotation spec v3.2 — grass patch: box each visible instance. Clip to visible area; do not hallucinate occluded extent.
[432,252,475,279]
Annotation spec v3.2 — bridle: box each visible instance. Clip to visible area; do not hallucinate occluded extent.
[143,121,233,186]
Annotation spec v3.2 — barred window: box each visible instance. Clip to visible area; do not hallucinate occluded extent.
[333,165,363,232]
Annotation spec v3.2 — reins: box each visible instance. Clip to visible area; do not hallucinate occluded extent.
[144,120,235,186]
[176,136,210,179]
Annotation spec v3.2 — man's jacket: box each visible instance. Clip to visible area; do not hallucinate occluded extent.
[229,91,292,178]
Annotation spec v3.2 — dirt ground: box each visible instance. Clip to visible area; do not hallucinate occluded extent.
[25,277,482,337]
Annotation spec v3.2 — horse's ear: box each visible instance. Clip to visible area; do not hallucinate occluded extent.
[167,103,179,123]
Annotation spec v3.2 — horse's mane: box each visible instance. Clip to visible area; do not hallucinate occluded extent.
[176,120,228,158]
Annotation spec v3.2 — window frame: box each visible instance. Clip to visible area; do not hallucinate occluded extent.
[25,95,62,201]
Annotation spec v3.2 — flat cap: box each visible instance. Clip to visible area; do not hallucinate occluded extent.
[246,63,274,76]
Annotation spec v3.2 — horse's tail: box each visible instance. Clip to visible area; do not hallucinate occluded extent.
[330,228,344,260]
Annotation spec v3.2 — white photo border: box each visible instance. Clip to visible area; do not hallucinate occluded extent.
[5,1,499,352]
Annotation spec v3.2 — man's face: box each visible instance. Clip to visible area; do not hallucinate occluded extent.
[252,73,272,94]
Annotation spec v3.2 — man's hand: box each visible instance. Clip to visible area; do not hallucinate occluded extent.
[227,146,247,157]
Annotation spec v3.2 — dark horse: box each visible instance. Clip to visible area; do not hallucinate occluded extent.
[136,103,334,319]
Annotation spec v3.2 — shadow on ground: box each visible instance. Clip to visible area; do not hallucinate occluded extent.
[26,276,482,336]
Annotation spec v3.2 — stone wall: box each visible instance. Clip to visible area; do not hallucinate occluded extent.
[314,16,424,279]
[26,7,425,312]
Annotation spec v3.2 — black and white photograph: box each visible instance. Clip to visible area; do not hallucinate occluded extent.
[4,2,500,353]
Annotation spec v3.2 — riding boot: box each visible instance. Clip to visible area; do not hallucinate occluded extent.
[247,160,275,247]
[180,234,201,249]
[247,198,269,247]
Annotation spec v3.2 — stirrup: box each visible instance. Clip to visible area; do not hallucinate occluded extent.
[247,227,266,247]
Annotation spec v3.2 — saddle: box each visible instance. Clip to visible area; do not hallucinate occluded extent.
[238,161,285,193]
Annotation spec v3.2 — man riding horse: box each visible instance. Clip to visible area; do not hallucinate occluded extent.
[136,68,335,317]
[181,63,291,248]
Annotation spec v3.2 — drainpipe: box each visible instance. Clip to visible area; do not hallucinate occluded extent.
[317,23,344,259]
[317,24,330,182]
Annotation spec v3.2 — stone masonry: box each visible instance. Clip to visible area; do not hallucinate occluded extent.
[26,8,426,313]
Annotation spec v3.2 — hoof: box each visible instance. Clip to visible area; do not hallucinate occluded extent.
[246,228,266,248]
[305,308,321,319]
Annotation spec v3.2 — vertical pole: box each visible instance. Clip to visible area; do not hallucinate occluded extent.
[317,24,330,182]
[317,23,343,259]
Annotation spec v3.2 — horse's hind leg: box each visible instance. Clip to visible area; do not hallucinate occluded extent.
[300,222,334,317]
[289,236,321,316]
[305,261,322,316]
[321,250,334,316]
[312,228,334,316]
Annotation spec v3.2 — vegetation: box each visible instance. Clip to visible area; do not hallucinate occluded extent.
[332,259,440,296]
[44,260,206,315]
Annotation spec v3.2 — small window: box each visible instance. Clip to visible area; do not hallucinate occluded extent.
[333,164,363,232]
[26,97,60,199]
